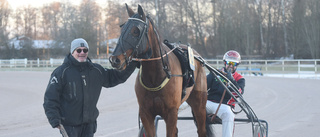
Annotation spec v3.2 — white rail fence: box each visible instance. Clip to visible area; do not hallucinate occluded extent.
[0,58,110,70]
[1,58,319,76]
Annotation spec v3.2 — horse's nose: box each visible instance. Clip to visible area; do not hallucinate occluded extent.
[109,56,121,68]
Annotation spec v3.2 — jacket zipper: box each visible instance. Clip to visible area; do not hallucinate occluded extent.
[82,75,86,86]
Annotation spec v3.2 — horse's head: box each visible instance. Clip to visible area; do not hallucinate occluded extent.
[109,4,151,70]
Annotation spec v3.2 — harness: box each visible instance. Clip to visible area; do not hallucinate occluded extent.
[163,40,195,89]
[138,66,170,91]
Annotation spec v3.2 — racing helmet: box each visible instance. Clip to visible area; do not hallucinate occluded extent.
[223,50,241,64]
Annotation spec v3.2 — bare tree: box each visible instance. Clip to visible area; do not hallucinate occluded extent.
[288,0,308,58]
[302,0,320,59]
[78,0,102,57]
[104,1,126,39]
[0,0,10,31]
[281,0,289,56]
[58,2,78,45]
[12,7,22,36]
[0,0,11,58]
[17,6,38,39]
[185,0,209,56]
[41,2,62,40]
[257,0,265,55]
[9,5,38,58]
[2,0,319,59]
[166,0,189,43]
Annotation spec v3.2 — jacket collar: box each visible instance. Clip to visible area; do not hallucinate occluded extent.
[64,54,92,67]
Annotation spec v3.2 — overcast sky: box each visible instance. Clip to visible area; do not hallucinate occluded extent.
[7,0,110,10]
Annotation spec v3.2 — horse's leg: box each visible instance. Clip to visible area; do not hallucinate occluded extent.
[140,109,156,137]
[187,89,207,137]
[163,108,178,137]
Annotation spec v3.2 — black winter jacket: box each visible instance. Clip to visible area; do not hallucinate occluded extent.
[43,54,136,128]
[207,70,245,108]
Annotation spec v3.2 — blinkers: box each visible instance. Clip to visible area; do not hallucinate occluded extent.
[113,15,149,57]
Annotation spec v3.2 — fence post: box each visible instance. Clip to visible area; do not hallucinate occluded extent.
[315,60,317,72]
[316,60,318,77]
[30,60,33,68]
[249,60,252,76]
[10,59,13,68]
[24,58,27,68]
[298,60,300,72]
[282,60,284,72]
[265,60,268,71]
[37,58,40,67]
[50,58,53,67]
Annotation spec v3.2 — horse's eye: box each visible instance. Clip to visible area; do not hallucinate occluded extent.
[131,27,140,37]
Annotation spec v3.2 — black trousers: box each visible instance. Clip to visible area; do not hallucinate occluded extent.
[62,121,97,137]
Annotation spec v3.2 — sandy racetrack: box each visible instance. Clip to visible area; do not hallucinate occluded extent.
[0,71,318,137]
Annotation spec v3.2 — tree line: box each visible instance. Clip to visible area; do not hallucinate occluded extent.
[0,0,319,59]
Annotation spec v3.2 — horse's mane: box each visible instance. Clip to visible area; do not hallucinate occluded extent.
[146,15,163,48]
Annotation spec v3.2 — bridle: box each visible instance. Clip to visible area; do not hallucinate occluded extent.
[112,14,179,91]
[112,14,175,75]
[110,14,150,68]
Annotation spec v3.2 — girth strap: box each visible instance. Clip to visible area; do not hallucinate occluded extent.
[139,67,170,91]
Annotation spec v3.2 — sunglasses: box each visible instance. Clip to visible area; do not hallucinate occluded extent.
[225,61,238,66]
[76,48,88,53]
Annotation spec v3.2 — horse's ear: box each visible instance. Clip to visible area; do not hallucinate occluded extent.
[126,3,134,17]
[138,4,146,21]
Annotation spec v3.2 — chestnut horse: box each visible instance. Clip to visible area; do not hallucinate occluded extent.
[109,4,207,137]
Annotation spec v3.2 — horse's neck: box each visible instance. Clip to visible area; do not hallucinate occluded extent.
[148,23,163,59]
[142,42,166,73]
[142,43,164,71]
[142,24,168,74]
[150,43,164,58]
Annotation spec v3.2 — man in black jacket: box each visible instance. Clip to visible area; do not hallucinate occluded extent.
[43,38,137,137]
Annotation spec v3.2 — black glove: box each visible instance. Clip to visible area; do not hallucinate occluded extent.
[224,67,235,81]
[224,67,240,92]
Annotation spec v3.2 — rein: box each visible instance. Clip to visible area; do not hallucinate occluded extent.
[132,46,177,61]
[210,85,227,122]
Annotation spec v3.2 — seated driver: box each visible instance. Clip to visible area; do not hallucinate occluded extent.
[206,50,245,137]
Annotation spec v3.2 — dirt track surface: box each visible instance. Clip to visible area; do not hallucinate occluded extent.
[0,71,319,137]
